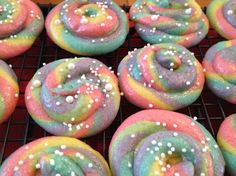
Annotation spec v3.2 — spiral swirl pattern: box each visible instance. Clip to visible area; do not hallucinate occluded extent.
[45,0,129,55]
[217,114,236,176]
[25,57,120,138]
[118,43,204,110]
[130,0,209,47]
[207,0,236,40]
[109,110,225,176]
[0,0,44,59]
[0,136,111,176]
[0,60,19,124]
[203,40,236,104]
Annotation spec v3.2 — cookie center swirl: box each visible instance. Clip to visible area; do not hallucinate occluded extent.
[223,0,236,28]
[213,47,236,84]
[156,49,181,70]
[135,45,197,92]
[61,1,119,38]
[0,0,27,38]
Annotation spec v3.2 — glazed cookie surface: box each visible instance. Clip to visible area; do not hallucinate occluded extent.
[0,136,111,176]
[130,0,209,47]
[0,0,44,59]
[25,57,120,138]
[109,109,225,176]
[118,43,205,110]
[0,60,19,124]
[207,0,236,40]
[45,0,129,56]
[217,114,236,176]
[203,40,236,104]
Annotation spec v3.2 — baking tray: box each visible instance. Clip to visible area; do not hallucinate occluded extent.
[0,5,235,175]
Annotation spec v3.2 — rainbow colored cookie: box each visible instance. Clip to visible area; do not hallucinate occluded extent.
[0,0,44,59]
[0,60,19,124]
[118,43,205,110]
[207,0,236,40]
[203,40,236,104]
[0,136,111,175]
[45,0,129,56]
[25,57,120,138]
[109,109,225,176]
[130,0,209,47]
[217,114,236,176]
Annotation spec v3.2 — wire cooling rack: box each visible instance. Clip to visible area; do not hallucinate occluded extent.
[0,5,235,175]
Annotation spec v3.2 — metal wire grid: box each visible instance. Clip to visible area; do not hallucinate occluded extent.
[0,5,235,175]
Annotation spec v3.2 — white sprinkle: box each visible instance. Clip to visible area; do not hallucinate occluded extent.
[105,83,113,91]
[151,14,159,20]
[61,145,66,149]
[54,19,61,25]
[191,148,195,152]
[67,63,75,70]
[66,96,74,103]
[185,8,192,14]
[174,173,180,176]
[18,160,24,165]
[107,16,113,20]
[35,163,40,169]
[128,162,132,168]
[161,167,166,172]
[50,159,55,165]
[151,140,157,145]
[56,101,61,106]
[81,18,88,24]
[149,104,153,108]
[14,166,19,171]
[186,81,191,85]
[29,154,34,159]
[182,148,187,153]
[33,80,41,88]
[173,132,178,136]
[171,147,175,152]
[131,134,136,138]
[227,10,233,15]
[88,163,93,168]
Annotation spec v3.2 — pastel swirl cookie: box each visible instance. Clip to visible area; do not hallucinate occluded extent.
[0,60,19,124]
[207,0,236,40]
[118,43,205,110]
[202,40,236,104]
[45,0,129,56]
[25,57,120,138]
[0,136,111,175]
[0,0,44,59]
[130,0,209,47]
[109,109,225,176]
[217,114,236,176]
